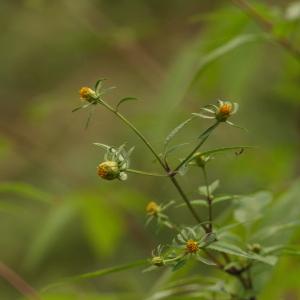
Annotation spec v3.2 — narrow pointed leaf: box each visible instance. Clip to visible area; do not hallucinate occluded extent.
[116,97,138,110]
[164,117,195,148]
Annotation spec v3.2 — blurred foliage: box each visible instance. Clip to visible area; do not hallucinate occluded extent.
[0,0,300,299]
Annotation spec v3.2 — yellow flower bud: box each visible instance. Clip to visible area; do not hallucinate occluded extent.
[185,239,199,253]
[97,161,120,180]
[146,201,161,216]
[79,87,96,102]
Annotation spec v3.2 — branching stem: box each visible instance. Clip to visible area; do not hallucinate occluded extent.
[100,99,208,230]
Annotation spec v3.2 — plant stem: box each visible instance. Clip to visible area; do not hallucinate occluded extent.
[174,121,219,172]
[202,166,213,232]
[100,100,207,229]
[231,0,300,62]
[126,169,168,177]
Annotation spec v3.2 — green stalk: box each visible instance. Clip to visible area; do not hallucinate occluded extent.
[126,169,168,177]
[99,99,206,228]
[202,166,213,232]
[174,121,219,172]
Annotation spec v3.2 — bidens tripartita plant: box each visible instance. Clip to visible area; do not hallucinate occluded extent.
[65,80,299,300]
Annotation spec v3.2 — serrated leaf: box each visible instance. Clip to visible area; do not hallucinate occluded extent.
[116,97,138,110]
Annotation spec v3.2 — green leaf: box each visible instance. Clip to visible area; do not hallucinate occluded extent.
[23,201,77,270]
[164,143,190,157]
[43,259,147,291]
[251,220,300,241]
[94,78,107,92]
[116,97,138,110]
[208,242,276,265]
[233,191,272,224]
[198,180,219,196]
[176,199,208,208]
[79,192,124,257]
[0,182,52,204]
[196,255,216,266]
[213,195,239,205]
[200,146,255,157]
[191,34,264,85]
[172,259,187,272]
[164,117,195,149]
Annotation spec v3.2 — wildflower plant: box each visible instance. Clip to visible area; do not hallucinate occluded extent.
[64,79,300,300]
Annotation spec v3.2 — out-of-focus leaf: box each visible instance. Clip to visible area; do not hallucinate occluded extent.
[208,242,277,265]
[196,255,216,266]
[0,182,52,204]
[252,220,300,241]
[198,180,219,196]
[23,201,77,270]
[164,117,195,149]
[191,34,264,86]
[79,192,124,257]
[44,259,147,291]
[234,191,272,224]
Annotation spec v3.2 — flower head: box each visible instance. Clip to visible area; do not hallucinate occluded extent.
[146,201,161,216]
[215,100,238,122]
[94,143,134,181]
[79,87,97,102]
[193,100,238,123]
[185,239,199,253]
[97,161,120,180]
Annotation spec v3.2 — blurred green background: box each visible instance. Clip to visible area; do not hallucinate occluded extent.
[0,0,300,299]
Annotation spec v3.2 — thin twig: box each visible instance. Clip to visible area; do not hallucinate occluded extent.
[202,166,213,232]
[174,122,219,172]
[231,0,300,62]
[0,262,41,300]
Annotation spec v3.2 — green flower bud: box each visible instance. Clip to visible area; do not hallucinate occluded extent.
[194,152,209,168]
[151,256,165,267]
[247,243,262,254]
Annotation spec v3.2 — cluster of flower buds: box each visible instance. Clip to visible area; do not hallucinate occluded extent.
[94,143,134,181]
